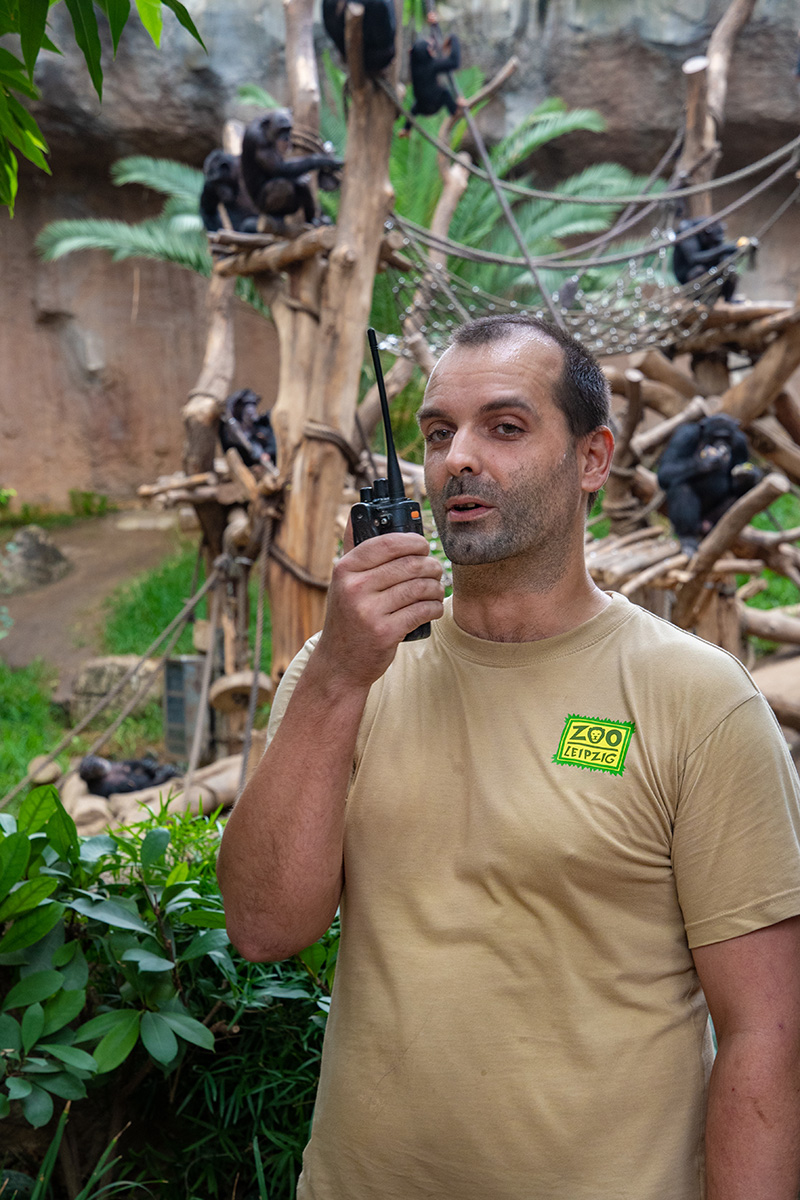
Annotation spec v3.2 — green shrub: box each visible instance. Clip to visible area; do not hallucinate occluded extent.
[0,789,336,1198]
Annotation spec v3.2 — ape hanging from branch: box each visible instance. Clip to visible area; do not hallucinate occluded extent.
[240,109,343,228]
[657,414,763,555]
[401,20,464,135]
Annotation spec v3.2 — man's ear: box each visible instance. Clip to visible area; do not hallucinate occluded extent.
[579,426,615,497]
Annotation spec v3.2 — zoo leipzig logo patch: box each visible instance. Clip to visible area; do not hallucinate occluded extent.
[553,715,635,776]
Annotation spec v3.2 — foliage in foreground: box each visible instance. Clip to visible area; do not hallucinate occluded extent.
[1,1,203,215]
[0,788,336,1198]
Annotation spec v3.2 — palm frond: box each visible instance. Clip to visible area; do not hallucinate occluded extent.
[111,156,204,208]
[36,218,211,274]
[238,84,280,109]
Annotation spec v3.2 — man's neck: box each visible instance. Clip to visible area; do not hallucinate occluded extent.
[451,560,611,643]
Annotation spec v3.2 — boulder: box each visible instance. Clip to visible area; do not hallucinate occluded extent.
[70,655,164,723]
[0,526,71,594]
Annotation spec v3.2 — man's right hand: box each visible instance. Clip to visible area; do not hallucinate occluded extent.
[315,532,445,690]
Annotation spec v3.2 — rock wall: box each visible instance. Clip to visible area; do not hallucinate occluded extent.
[1,0,798,507]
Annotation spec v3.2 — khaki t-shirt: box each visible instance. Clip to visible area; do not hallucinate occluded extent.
[268,593,800,1200]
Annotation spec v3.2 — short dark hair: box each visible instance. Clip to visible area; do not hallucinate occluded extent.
[448,315,611,439]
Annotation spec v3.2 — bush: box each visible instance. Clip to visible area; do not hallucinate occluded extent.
[0,789,336,1198]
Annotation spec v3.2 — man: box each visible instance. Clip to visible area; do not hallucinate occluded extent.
[218,316,800,1200]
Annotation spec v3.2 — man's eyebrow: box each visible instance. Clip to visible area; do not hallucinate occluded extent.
[416,397,537,425]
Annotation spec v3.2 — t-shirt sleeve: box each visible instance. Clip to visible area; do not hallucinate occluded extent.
[673,692,800,948]
[264,632,322,749]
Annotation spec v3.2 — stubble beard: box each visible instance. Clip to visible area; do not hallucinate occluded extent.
[427,450,581,590]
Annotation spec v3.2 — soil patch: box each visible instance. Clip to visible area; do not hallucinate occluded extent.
[0,513,183,704]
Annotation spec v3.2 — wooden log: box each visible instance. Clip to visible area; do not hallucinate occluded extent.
[629,349,702,398]
[739,604,800,646]
[619,553,688,596]
[214,225,338,278]
[720,318,800,423]
[678,56,714,219]
[604,369,647,535]
[773,391,800,447]
[705,0,758,133]
[602,368,686,418]
[696,302,792,327]
[138,472,217,497]
[747,415,800,484]
[672,473,790,627]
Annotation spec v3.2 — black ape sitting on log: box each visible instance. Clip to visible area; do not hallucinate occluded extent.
[79,755,180,799]
[199,150,259,233]
[322,0,396,74]
[671,218,742,302]
[657,415,762,556]
[219,388,277,472]
[401,33,463,134]
[240,109,343,228]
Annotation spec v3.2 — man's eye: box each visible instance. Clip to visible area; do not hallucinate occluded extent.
[495,422,523,437]
[424,427,453,443]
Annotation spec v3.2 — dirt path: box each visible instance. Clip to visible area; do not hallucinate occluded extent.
[0,513,182,703]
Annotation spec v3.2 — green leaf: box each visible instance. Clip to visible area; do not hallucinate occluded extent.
[3,969,64,1011]
[164,861,189,887]
[134,0,162,44]
[0,1012,21,1053]
[161,0,205,50]
[37,1071,86,1100]
[0,137,18,215]
[78,835,117,865]
[52,941,78,967]
[64,0,104,99]
[45,799,79,861]
[72,1010,130,1043]
[21,1082,53,1127]
[0,1094,9,1117]
[140,1011,177,1064]
[17,786,57,835]
[0,831,31,895]
[6,1077,32,1100]
[40,987,86,1038]
[121,948,174,971]
[42,1043,97,1073]
[141,827,170,869]
[21,1002,44,1054]
[158,1010,214,1051]
[0,876,58,922]
[19,0,49,77]
[97,0,131,54]
[88,1010,141,1073]
[180,928,229,961]
[59,944,89,991]
[68,896,149,933]
[0,902,65,954]
[180,909,227,928]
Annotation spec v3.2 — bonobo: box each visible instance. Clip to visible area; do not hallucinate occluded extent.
[322,0,396,74]
[671,218,745,302]
[400,28,464,135]
[240,109,343,227]
[79,755,179,799]
[657,414,762,556]
[199,150,259,233]
[219,388,277,472]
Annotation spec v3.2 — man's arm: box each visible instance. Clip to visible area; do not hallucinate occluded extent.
[216,532,444,963]
[692,915,800,1200]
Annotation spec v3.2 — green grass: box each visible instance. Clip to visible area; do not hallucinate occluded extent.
[0,660,64,796]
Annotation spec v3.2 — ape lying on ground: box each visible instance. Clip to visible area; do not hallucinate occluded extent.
[401,33,463,134]
[79,755,180,799]
[199,149,259,233]
[322,0,396,73]
[656,414,763,556]
[240,109,343,228]
[671,218,743,302]
[219,388,277,472]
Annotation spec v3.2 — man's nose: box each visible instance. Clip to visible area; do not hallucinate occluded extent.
[444,429,480,475]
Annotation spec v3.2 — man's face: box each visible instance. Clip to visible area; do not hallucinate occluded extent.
[418,333,585,569]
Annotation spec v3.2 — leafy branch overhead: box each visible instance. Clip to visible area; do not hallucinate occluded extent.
[0,0,204,214]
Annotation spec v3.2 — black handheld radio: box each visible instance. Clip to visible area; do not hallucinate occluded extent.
[350,328,431,641]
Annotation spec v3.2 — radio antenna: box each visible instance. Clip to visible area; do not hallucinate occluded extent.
[367,327,405,501]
